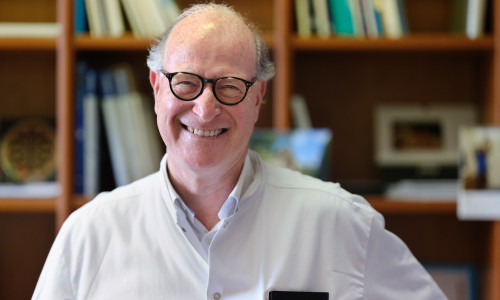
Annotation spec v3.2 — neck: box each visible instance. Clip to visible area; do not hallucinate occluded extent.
[167,156,245,230]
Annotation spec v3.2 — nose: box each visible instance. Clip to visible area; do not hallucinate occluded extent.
[192,85,222,122]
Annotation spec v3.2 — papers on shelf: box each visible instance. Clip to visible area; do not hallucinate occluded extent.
[458,190,500,220]
[0,23,60,38]
[0,182,60,198]
[385,180,458,201]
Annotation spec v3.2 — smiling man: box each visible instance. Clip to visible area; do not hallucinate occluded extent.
[33,3,445,300]
[148,6,267,230]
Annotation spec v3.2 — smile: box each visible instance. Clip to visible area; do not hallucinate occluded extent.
[186,125,226,137]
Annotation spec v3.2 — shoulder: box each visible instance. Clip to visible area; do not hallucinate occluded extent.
[262,156,373,214]
[63,172,161,235]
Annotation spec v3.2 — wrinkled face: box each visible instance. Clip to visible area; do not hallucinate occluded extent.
[150,12,266,174]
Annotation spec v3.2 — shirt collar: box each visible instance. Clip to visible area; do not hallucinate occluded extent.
[160,152,256,221]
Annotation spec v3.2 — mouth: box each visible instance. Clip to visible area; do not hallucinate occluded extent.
[182,124,227,137]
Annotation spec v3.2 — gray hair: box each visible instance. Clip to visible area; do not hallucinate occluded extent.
[146,3,275,81]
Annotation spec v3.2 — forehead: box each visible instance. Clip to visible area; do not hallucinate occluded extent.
[164,9,256,75]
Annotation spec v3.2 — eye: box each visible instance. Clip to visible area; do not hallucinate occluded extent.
[221,84,240,90]
[171,74,201,95]
[217,78,245,95]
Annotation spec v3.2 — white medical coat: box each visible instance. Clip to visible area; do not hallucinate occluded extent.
[33,151,446,299]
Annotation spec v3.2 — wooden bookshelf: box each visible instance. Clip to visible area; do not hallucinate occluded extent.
[367,197,457,214]
[0,199,56,213]
[1,0,500,298]
[272,0,500,299]
[292,34,494,51]
[74,34,153,50]
[0,38,56,50]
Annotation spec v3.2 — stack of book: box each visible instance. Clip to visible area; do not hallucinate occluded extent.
[75,62,164,197]
[294,0,488,39]
[75,0,180,37]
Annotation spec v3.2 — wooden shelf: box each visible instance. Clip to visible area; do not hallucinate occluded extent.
[0,198,56,213]
[72,195,90,210]
[1,0,499,298]
[74,34,153,51]
[0,37,56,50]
[367,196,456,215]
[292,34,494,52]
[74,31,274,51]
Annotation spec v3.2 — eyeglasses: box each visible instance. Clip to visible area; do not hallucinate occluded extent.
[161,70,255,105]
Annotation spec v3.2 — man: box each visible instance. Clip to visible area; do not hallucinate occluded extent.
[33,3,446,299]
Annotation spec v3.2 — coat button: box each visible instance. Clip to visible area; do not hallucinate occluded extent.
[213,292,221,299]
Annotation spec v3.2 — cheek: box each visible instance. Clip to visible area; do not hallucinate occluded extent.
[155,95,177,137]
[236,104,259,135]
[247,95,261,125]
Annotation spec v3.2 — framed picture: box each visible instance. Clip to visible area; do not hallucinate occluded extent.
[249,128,333,180]
[425,264,478,300]
[457,126,500,220]
[375,104,477,169]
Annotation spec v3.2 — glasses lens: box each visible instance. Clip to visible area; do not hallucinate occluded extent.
[170,73,202,100]
[215,78,248,104]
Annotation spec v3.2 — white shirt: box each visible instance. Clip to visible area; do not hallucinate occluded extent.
[33,151,446,300]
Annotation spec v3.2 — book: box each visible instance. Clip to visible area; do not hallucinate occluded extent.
[380,0,404,38]
[74,0,89,34]
[397,0,409,35]
[159,0,181,25]
[100,69,132,187]
[295,0,313,38]
[102,0,125,37]
[372,0,385,35]
[74,62,86,194]
[0,23,60,38]
[120,0,146,37]
[85,0,108,37]
[312,0,332,38]
[328,0,356,36]
[74,63,101,196]
[359,0,380,38]
[143,0,169,37]
[348,0,365,36]
[82,68,101,196]
[110,64,163,180]
[465,0,487,39]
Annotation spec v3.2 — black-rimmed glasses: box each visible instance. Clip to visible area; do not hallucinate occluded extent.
[161,71,255,105]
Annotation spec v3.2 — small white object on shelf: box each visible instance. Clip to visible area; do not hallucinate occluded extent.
[0,22,60,38]
[385,179,458,201]
[0,182,60,198]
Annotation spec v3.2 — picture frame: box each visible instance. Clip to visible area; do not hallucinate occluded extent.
[249,128,333,180]
[375,104,477,169]
[457,126,500,220]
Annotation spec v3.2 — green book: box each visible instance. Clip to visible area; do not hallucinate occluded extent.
[328,0,355,36]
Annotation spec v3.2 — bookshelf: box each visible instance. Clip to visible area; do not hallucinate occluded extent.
[274,2,500,300]
[0,0,499,298]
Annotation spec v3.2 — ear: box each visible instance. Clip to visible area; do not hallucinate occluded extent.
[253,80,267,123]
[150,70,162,114]
[150,70,160,95]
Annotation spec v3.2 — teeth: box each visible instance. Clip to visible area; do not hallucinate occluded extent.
[187,126,222,137]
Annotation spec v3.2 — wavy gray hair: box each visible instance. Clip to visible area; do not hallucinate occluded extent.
[146,3,275,81]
